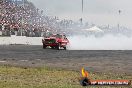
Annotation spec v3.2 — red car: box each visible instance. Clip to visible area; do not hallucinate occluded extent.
[42,34,69,50]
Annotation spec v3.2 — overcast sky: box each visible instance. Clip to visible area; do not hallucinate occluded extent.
[28,0,132,28]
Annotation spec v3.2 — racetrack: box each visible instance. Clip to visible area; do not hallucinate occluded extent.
[0,45,132,74]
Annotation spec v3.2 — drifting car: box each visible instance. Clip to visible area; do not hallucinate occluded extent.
[42,34,69,50]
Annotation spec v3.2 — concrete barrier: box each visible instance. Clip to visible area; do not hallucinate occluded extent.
[0,35,42,45]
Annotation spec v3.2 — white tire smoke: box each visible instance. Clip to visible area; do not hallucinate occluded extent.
[68,35,132,50]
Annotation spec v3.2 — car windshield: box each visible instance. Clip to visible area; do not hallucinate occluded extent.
[51,34,62,38]
[45,33,63,38]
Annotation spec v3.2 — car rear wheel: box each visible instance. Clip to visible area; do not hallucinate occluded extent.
[63,46,67,50]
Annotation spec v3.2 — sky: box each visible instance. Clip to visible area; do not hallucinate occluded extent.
[28,0,132,28]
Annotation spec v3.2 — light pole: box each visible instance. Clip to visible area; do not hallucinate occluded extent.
[80,0,83,24]
[21,0,25,36]
[118,10,121,30]
[82,0,83,13]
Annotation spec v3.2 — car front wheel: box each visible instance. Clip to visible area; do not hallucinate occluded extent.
[43,44,46,49]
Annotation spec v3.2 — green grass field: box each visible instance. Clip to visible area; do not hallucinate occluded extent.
[0,66,131,88]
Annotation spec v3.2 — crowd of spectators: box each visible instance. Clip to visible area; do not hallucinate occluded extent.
[0,0,65,37]
[1,0,131,37]
[0,0,97,37]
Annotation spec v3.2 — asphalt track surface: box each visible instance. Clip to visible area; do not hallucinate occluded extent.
[0,45,132,74]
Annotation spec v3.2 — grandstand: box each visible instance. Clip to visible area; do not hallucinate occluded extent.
[1,0,132,37]
[0,0,63,37]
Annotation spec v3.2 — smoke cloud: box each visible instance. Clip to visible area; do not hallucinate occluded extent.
[68,35,132,50]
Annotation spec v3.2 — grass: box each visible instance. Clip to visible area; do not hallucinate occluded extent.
[0,65,131,88]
